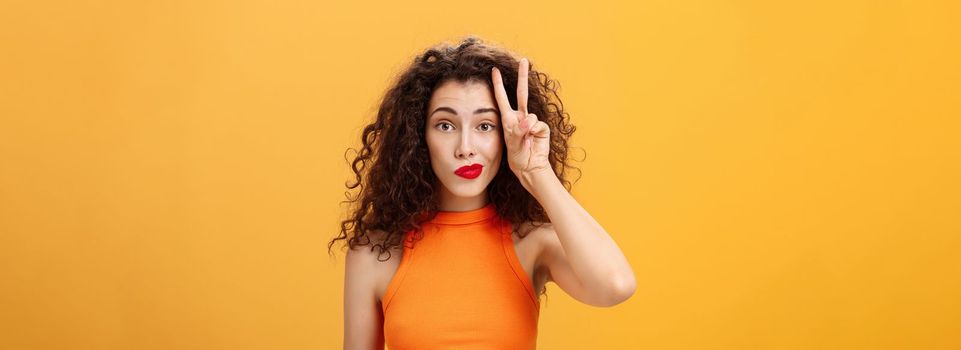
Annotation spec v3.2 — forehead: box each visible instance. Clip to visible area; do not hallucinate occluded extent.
[428,80,495,110]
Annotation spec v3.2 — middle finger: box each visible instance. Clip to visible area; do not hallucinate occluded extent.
[517,58,529,114]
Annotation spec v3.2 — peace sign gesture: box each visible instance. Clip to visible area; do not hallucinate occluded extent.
[492,58,553,190]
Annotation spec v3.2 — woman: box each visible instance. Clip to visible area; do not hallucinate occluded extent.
[329,37,636,349]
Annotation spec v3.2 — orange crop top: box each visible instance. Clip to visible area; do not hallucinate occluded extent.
[381,202,541,349]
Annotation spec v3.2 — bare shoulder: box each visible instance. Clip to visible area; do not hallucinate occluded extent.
[343,229,401,349]
[345,230,395,265]
[513,220,558,284]
[343,230,392,349]
[344,230,390,292]
[515,220,556,247]
[346,230,404,301]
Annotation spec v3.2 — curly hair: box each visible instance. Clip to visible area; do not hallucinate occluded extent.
[327,37,582,274]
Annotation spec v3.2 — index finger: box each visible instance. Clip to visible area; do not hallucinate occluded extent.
[491,67,514,123]
[517,58,529,114]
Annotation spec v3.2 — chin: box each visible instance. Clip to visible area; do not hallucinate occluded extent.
[447,184,488,197]
[441,178,493,197]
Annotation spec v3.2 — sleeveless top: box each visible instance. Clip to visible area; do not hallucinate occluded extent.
[382,202,541,349]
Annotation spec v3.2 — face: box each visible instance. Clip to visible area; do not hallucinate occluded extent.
[425,79,503,211]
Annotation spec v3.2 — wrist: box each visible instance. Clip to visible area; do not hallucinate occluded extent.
[519,168,561,198]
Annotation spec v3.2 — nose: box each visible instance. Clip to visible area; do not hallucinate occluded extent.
[455,129,475,160]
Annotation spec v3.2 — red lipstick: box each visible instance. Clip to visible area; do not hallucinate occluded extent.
[454,164,483,179]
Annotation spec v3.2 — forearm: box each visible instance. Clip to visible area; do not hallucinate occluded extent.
[522,170,636,293]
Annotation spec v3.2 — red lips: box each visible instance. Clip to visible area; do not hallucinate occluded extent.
[454,164,483,179]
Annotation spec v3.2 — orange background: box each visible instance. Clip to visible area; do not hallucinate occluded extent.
[1,1,959,349]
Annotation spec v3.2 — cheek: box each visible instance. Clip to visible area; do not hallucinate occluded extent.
[483,135,503,159]
[424,133,443,157]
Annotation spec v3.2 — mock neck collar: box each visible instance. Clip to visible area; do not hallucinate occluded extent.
[430,202,497,225]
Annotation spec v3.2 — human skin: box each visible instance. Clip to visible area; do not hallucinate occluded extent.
[425,79,503,212]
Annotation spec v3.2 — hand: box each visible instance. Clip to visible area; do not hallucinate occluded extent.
[492,58,553,190]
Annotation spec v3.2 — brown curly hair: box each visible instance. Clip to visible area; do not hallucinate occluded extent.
[328,37,582,270]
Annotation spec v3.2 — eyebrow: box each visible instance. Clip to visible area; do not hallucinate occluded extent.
[429,106,500,118]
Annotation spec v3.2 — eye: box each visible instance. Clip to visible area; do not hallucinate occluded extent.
[479,122,497,132]
[436,122,454,132]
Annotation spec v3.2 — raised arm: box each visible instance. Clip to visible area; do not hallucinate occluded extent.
[492,58,636,307]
